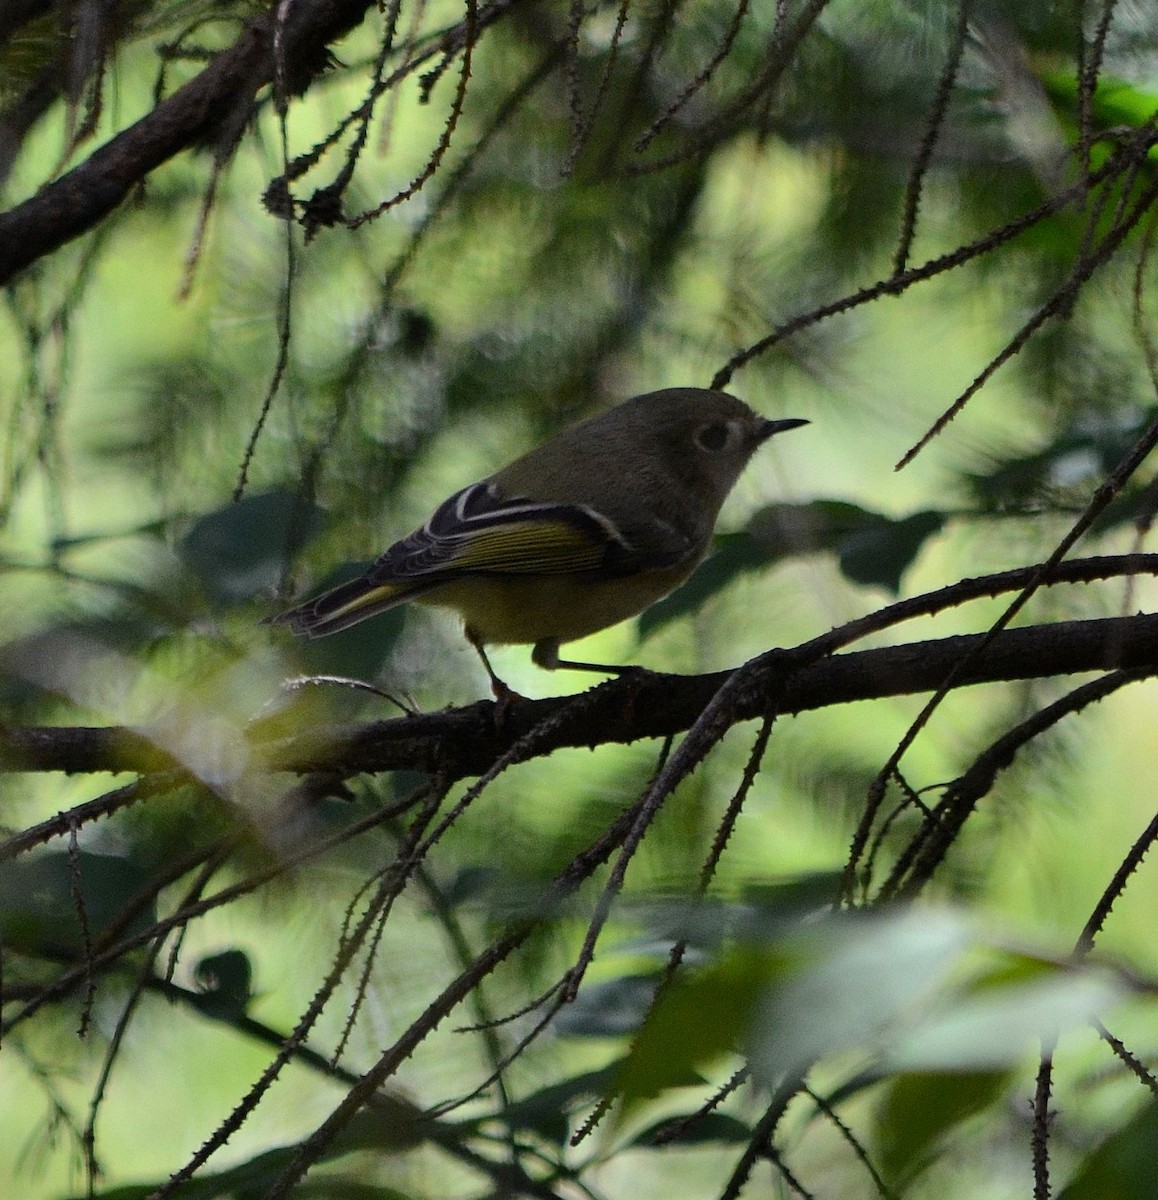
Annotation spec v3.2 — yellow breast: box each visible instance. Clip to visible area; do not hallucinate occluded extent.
[416,560,700,647]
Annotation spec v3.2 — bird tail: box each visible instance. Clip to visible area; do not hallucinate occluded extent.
[269,575,423,637]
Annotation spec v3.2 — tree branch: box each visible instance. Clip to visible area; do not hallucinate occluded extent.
[3,612,1156,785]
[0,0,376,285]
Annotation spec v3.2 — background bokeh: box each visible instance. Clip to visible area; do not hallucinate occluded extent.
[2,3,1158,1198]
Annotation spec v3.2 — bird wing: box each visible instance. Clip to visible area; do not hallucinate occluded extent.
[367,481,661,581]
[271,483,699,638]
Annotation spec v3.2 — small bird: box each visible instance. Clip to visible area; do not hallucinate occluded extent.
[271,388,807,693]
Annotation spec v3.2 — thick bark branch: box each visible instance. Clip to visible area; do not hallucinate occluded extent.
[0,0,375,285]
[3,612,1155,783]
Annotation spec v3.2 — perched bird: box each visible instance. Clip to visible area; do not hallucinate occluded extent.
[271,388,807,692]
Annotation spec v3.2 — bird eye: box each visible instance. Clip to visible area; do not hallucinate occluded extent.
[696,422,732,452]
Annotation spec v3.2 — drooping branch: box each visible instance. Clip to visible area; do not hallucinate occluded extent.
[0,0,377,285]
[3,612,1157,790]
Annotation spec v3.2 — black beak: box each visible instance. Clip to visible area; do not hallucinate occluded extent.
[757,417,809,441]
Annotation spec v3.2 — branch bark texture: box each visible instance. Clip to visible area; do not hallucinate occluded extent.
[3,613,1155,784]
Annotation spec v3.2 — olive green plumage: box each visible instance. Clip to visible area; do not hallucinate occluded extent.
[272,388,807,684]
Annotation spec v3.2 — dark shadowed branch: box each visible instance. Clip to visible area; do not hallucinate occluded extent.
[0,0,376,285]
[3,611,1157,794]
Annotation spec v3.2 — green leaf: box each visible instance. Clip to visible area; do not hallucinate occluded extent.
[178,489,325,606]
[967,408,1158,518]
[748,912,1122,1084]
[832,509,945,592]
[67,1149,418,1200]
[501,1065,621,1143]
[67,1103,434,1198]
[332,1103,433,1154]
[744,501,943,593]
[1041,70,1158,140]
[876,1070,1011,1187]
[639,500,944,637]
[614,948,779,1116]
[736,871,845,917]
[749,909,970,1085]
[293,1184,417,1200]
[638,530,775,638]
[884,964,1120,1073]
[0,851,154,960]
[632,1110,753,1147]
[442,864,503,907]
[555,973,663,1038]
[1060,1099,1158,1200]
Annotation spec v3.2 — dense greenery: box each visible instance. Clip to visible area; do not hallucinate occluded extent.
[2,2,1158,1198]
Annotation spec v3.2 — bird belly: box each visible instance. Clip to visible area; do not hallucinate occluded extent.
[416,562,698,647]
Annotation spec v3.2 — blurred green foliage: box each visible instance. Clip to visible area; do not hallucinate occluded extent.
[2,2,1158,1199]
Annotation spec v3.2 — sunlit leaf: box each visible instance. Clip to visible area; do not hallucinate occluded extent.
[749,913,1123,1084]
[1041,70,1158,140]
[884,967,1120,1072]
[749,909,969,1084]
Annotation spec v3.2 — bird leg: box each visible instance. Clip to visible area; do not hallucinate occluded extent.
[532,639,645,677]
[467,628,523,704]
